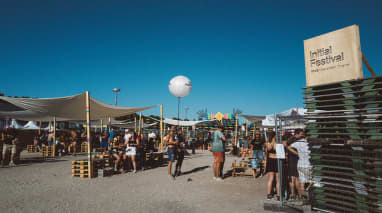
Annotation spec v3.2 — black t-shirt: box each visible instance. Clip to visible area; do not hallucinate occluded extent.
[252,137,265,150]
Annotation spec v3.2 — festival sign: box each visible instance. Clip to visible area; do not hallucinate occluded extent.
[304,25,363,86]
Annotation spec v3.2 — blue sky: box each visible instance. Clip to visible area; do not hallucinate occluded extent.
[1,0,381,120]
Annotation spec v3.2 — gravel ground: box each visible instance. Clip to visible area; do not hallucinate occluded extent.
[0,150,273,213]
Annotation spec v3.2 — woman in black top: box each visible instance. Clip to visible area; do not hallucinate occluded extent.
[265,132,279,200]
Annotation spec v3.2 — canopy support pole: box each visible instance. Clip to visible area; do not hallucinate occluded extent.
[108,117,111,132]
[177,97,180,128]
[134,116,137,132]
[245,119,248,137]
[234,114,238,145]
[139,113,142,135]
[53,117,56,143]
[85,91,92,179]
[160,104,163,152]
[100,119,103,133]
[38,120,42,135]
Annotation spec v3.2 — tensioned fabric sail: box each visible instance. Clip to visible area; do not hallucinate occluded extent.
[163,118,212,126]
[0,93,156,121]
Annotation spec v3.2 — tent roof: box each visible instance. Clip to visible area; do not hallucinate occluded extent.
[240,115,266,123]
[163,118,212,126]
[0,93,156,121]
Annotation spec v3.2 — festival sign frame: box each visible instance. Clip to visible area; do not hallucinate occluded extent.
[304,25,363,86]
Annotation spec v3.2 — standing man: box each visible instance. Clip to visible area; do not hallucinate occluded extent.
[211,125,226,181]
[288,129,312,199]
[251,131,265,176]
[175,128,185,176]
[1,127,18,167]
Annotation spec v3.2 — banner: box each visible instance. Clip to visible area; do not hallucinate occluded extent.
[304,25,363,86]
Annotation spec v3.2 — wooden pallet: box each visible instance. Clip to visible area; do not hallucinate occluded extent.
[80,143,88,153]
[41,146,55,157]
[72,159,105,178]
[27,145,38,152]
[232,160,256,177]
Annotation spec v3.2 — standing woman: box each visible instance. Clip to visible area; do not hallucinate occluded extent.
[166,128,177,178]
[265,132,280,200]
[124,132,139,173]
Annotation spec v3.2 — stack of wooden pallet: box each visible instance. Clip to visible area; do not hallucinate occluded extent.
[41,146,55,157]
[72,159,105,178]
[304,76,382,213]
[232,160,256,177]
[27,145,38,152]
[80,142,88,152]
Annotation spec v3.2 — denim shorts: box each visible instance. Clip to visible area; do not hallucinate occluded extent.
[252,150,264,160]
[100,142,108,149]
[167,148,175,162]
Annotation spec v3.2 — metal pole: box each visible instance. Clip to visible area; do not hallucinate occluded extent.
[100,119,103,133]
[275,115,283,205]
[178,97,180,128]
[115,92,118,105]
[160,104,163,152]
[85,91,92,179]
[139,113,142,135]
[108,117,111,132]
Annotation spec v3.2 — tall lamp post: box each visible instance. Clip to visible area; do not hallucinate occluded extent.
[169,76,192,128]
[112,88,120,106]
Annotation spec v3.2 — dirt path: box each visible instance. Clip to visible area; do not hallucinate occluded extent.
[0,150,271,213]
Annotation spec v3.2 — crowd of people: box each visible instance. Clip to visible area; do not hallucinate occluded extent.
[2,124,312,204]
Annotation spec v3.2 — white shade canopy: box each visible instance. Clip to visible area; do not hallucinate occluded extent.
[0,93,156,121]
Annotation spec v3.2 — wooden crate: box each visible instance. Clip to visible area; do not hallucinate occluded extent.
[232,160,256,177]
[72,159,105,178]
[41,146,55,157]
[81,142,88,153]
[27,145,38,153]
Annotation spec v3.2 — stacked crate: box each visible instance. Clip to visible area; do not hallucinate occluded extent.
[72,159,105,178]
[27,145,38,152]
[81,142,88,153]
[41,146,55,157]
[304,76,382,213]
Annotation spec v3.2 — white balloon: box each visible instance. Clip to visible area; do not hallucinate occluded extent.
[168,75,192,98]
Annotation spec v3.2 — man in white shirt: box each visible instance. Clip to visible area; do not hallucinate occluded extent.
[288,129,312,197]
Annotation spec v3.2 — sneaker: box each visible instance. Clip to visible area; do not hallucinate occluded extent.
[213,177,217,180]
[267,194,273,200]
[9,162,16,167]
[114,166,118,172]
[216,177,223,181]
[133,170,136,173]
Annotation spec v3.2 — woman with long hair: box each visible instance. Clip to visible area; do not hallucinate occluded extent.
[124,131,139,173]
[265,132,279,200]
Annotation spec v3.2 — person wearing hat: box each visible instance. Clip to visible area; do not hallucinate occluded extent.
[211,125,226,181]
[1,127,18,167]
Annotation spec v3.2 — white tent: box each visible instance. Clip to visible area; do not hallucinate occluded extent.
[0,93,156,121]
[23,121,40,130]
[163,118,212,126]
[9,119,24,129]
[262,108,306,128]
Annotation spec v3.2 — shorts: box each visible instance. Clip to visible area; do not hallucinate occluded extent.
[100,142,108,149]
[125,146,136,156]
[213,152,225,163]
[167,148,175,162]
[265,158,278,173]
[3,144,16,155]
[252,150,264,160]
[298,167,312,183]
